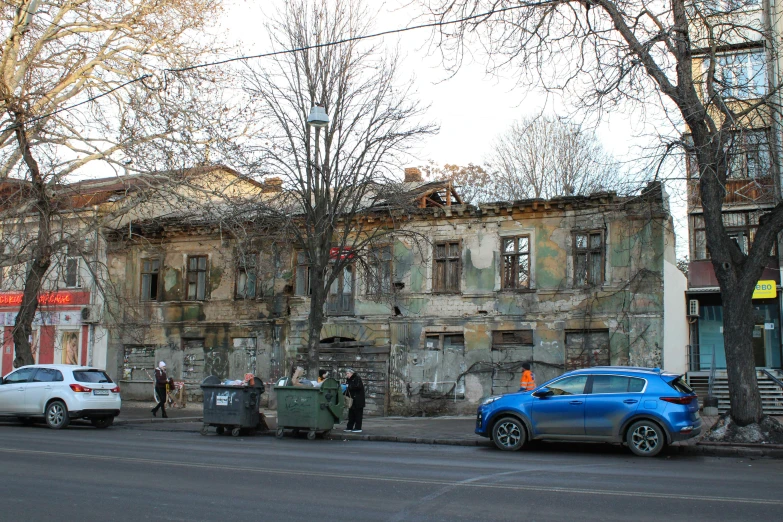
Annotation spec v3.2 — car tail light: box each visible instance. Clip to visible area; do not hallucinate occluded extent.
[661,396,694,405]
[70,383,92,393]
[110,386,120,393]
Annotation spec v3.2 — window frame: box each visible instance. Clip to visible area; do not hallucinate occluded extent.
[186,255,208,301]
[586,374,647,394]
[327,263,355,315]
[545,375,589,396]
[365,245,393,296]
[432,240,461,294]
[573,230,605,287]
[501,235,531,291]
[235,252,258,300]
[294,251,311,296]
[140,258,161,302]
[64,248,81,288]
[691,211,777,260]
[703,49,767,100]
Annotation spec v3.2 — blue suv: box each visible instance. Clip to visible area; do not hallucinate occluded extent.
[475,367,702,457]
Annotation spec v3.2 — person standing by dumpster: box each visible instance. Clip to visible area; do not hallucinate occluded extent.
[344,369,365,433]
[151,361,169,418]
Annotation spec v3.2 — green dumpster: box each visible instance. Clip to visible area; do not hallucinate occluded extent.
[274,377,344,440]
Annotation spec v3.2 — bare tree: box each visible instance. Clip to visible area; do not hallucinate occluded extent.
[426,0,781,427]
[419,162,494,203]
[240,0,435,377]
[0,0,231,367]
[487,115,621,199]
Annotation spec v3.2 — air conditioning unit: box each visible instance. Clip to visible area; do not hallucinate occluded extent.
[81,306,100,324]
[688,299,699,318]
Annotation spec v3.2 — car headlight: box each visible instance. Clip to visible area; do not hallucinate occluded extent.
[480,395,501,406]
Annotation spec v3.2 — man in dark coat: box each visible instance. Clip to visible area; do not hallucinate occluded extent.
[344,368,365,432]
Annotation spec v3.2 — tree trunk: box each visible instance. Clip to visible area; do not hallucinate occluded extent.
[11,117,52,368]
[305,270,328,378]
[12,254,50,367]
[721,283,764,425]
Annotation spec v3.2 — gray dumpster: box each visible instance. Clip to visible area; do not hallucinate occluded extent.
[200,375,266,437]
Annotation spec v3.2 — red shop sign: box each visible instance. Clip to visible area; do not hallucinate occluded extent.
[329,247,355,260]
[0,292,74,306]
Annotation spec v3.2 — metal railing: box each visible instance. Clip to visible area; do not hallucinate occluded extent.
[688,344,717,399]
[687,344,718,373]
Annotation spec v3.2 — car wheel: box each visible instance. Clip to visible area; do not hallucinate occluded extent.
[492,417,526,451]
[627,420,665,457]
[45,400,70,430]
[90,416,114,429]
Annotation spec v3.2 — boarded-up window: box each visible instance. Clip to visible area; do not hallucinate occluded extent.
[186,255,208,300]
[501,236,530,290]
[433,241,460,293]
[565,330,610,369]
[425,333,464,351]
[491,330,533,349]
[295,251,311,296]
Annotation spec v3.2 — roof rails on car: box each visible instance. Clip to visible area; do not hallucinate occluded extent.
[580,366,662,373]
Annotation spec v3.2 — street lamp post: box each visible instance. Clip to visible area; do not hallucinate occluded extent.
[307,106,329,177]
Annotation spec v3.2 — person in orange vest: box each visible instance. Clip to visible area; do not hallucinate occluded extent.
[519,362,536,391]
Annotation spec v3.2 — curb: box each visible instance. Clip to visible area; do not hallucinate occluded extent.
[114,416,203,425]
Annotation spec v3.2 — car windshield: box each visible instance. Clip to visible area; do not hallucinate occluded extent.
[667,376,694,394]
[73,369,113,384]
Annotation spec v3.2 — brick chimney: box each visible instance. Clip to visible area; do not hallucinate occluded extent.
[263,177,283,192]
[404,167,422,182]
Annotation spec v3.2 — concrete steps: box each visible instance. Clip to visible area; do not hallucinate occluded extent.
[687,371,783,415]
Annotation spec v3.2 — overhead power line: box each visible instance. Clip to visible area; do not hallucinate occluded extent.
[1,2,537,130]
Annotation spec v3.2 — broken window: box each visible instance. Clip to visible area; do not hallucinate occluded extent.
[501,236,531,290]
[433,241,460,293]
[573,231,604,286]
[565,330,610,370]
[491,330,534,349]
[140,259,160,301]
[366,246,392,295]
[235,253,257,299]
[186,255,208,300]
[294,251,311,296]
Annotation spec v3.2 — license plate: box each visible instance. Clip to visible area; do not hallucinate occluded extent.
[93,390,109,396]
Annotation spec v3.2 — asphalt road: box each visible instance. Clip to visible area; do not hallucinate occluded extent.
[0,421,781,522]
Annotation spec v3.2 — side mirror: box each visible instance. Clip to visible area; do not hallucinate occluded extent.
[533,387,553,398]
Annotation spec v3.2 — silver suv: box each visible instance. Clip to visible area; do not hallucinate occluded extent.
[0,364,121,429]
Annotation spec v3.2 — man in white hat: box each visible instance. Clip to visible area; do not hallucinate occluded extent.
[151,361,168,418]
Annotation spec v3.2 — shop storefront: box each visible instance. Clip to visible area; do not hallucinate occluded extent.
[689,282,783,370]
[0,290,92,375]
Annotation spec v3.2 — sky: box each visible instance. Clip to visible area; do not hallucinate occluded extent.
[216,0,689,257]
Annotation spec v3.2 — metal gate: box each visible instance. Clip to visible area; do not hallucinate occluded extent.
[317,340,390,416]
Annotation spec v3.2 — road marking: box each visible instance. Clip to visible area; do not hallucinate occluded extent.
[0,447,780,506]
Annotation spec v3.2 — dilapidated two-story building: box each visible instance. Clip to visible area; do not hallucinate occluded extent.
[104,171,686,415]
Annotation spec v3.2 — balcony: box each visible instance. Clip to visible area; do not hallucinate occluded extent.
[687,177,775,210]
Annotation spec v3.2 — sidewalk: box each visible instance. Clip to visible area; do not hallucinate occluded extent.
[116,401,783,458]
